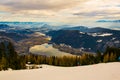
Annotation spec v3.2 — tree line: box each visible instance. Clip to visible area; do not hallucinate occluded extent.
[0,42,120,71]
[0,42,25,70]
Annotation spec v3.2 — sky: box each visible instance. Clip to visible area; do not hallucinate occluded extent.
[0,0,120,27]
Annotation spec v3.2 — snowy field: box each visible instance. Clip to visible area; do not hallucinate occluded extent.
[0,62,120,80]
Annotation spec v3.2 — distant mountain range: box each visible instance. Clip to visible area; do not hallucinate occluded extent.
[0,24,50,54]
[97,20,120,23]
[61,26,116,33]
[47,27,120,52]
[62,26,89,32]
[0,22,72,33]
[0,22,120,53]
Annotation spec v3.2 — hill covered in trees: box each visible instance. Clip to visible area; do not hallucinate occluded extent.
[0,41,25,70]
[0,41,120,71]
[47,29,120,52]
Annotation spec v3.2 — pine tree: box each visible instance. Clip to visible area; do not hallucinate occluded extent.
[96,50,102,63]
[103,53,109,63]
[0,56,7,70]
[0,42,6,59]
[109,53,117,62]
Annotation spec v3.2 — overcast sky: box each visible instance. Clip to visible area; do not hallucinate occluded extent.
[0,0,120,26]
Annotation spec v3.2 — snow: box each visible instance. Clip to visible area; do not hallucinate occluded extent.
[97,40,102,42]
[88,33,113,37]
[79,32,85,34]
[35,32,46,36]
[88,33,97,37]
[33,32,46,36]
[98,33,113,37]
[0,30,6,32]
[112,38,116,40]
[114,41,120,43]
[0,62,120,80]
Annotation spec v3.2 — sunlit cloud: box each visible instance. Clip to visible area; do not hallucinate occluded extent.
[0,0,120,26]
[1,0,87,11]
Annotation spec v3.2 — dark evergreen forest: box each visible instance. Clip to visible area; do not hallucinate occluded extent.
[0,42,120,71]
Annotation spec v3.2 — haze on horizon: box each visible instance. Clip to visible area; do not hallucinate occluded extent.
[0,0,120,28]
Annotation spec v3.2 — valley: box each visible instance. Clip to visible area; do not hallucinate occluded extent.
[0,0,120,80]
[0,22,120,55]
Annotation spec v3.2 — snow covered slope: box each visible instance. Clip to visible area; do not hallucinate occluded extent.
[0,62,120,80]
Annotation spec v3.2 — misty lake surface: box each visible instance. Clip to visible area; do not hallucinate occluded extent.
[29,43,73,57]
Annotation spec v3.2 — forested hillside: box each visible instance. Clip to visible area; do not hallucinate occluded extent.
[0,41,120,70]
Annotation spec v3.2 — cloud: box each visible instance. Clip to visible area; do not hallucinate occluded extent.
[71,0,120,19]
[73,11,107,17]
[1,0,88,11]
[0,0,120,25]
[97,20,120,23]
[0,0,90,18]
[73,11,120,19]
